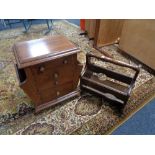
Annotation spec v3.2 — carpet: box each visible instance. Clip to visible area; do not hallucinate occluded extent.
[0,20,155,135]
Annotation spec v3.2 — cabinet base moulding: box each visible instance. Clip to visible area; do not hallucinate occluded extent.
[35,89,80,113]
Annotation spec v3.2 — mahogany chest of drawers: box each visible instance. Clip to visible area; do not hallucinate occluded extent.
[13,35,82,113]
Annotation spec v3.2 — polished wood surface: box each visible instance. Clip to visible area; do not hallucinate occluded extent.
[85,19,96,39]
[13,35,79,68]
[94,19,124,47]
[14,35,82,113]
[84,19,124,47]
[119,20,155,70]
[35,90,80,113]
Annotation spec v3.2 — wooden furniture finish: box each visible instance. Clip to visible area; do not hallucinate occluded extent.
[13,35,83,113]
[80,53,140,106]
[83,19,124,47]
[85,19,96,39]
[94,19,124,47]
[119,19,155,70]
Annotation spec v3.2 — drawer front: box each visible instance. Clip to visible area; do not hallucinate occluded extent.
[39,82,73,104]
[39,87,57,103]
[33,64,75,90]
[31,55,76,90]
[55,81,73,98]
[31,54,75,73]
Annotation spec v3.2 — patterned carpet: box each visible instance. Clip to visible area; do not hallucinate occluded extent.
[0,20,155,135]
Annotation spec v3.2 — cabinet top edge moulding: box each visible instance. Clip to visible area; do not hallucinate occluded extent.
[13,35,80,69]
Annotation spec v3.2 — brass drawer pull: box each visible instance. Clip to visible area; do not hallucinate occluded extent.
[63,59,68,64]
[39,66,45,72]
[54,73,59,79]
[56,91,60,96]
[55,81,58,85]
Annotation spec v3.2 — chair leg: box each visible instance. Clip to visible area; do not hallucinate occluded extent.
[45,19,53,35]
[1,19,6,28]
[22,20,32,33]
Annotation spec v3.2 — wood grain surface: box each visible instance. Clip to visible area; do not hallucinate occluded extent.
[94,19,124,47]
[119,19,155,70]
[13,35,82,113]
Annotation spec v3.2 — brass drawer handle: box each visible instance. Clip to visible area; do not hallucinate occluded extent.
[54,73,59,79]
[39,66,45,72]
[56,91,60,96]
[63,59,68,64]
[55,81,58,85]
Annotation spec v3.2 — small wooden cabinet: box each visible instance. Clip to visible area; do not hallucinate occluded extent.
[13,35,83,113]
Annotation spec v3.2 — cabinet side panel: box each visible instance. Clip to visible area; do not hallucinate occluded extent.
[86,19,96,39]
[96,19,124,47]
[119,19,155,70]
[22,67,42,105]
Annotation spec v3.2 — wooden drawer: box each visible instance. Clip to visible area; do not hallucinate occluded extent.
[31,54,76,73]
[39,87,56,103]
[33,63,75,90]
[39,82,73,104]
[56,81,73,97]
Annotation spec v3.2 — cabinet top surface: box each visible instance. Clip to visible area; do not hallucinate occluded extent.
[13,35,79,68]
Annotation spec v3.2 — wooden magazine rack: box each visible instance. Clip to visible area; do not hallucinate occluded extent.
[80,53,140,106]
